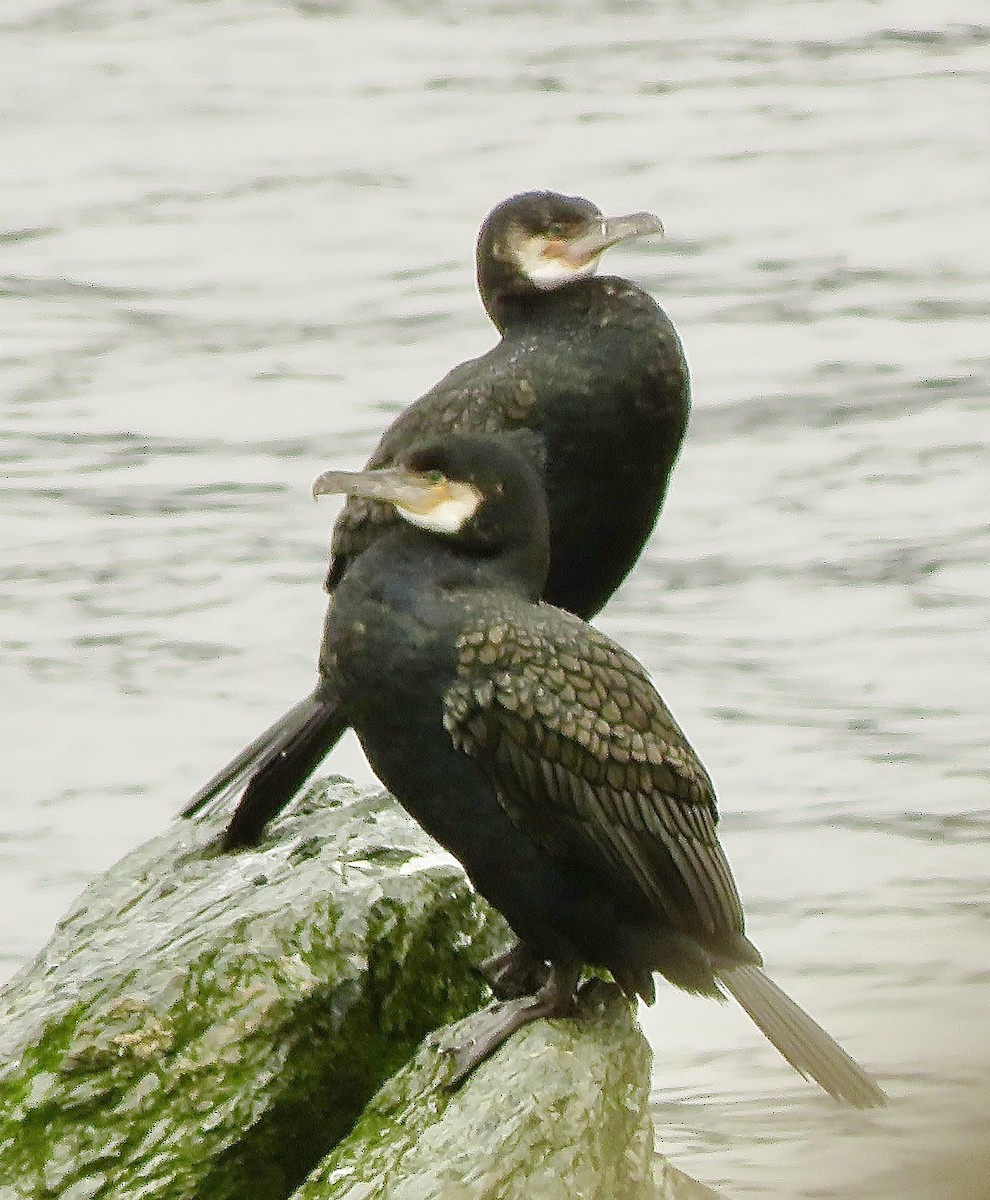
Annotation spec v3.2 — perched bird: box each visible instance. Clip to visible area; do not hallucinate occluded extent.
[256,431,886,1104]
[183,190,689,846]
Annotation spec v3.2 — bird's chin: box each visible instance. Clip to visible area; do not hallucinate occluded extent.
[524,256,599,289]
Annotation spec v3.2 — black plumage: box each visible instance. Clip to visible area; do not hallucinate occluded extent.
[327,192,686,619]
[257,431,885,1104]
[182,191,689,845]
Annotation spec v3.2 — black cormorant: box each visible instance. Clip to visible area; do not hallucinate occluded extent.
[259,431,886,1105]
[183,191,689,846]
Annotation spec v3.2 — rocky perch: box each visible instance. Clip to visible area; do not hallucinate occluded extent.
[0,779,719,1200]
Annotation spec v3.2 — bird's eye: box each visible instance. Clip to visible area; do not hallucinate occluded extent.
[545,220,568,238]
[424,469,447,486]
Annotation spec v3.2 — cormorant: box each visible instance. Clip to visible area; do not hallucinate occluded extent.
[260,430,886,1105]
[183,191,689,846]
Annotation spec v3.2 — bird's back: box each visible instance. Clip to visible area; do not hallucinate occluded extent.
[327,277,689,617]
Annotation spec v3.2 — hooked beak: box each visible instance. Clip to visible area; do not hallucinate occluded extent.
[563,211,665,268]
[312,465,442,509]
[313,464,483,534]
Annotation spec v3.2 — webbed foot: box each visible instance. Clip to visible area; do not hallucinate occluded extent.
[446,961,581,1089]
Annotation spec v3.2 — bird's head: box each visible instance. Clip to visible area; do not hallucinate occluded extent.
[313,430,550,593]
[476,190,663,328]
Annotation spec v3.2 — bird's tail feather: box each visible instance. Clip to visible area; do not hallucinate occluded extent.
[220,697,349,850]
[718,963,886,1108]
[180,695,326,820]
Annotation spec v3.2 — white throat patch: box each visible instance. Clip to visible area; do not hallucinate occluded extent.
[515,235,600,290]
[395,480,483,535]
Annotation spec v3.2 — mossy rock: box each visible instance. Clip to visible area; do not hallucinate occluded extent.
[0,779,719,1200]
[0,782,504,1200]
[296,983,720,1200]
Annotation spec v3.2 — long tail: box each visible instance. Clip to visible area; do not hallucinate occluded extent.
[179,690,348,851]
[718,963,886,1108]
[180,695,325,819]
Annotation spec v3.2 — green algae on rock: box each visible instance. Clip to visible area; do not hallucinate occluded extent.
[0,778,719,1200]
[294,982,720,1200]
[0,782,503,1200]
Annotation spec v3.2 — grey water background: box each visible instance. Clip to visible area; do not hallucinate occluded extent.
[2,0,988,1194]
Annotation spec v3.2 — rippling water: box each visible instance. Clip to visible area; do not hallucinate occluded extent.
[3,1,988,1195]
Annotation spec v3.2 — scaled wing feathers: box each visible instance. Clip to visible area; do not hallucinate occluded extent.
[444,603,746,944]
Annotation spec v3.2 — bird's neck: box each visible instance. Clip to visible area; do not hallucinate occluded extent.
[367,527,547,608]
[485,276,624,337]
[482,277,572,335]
